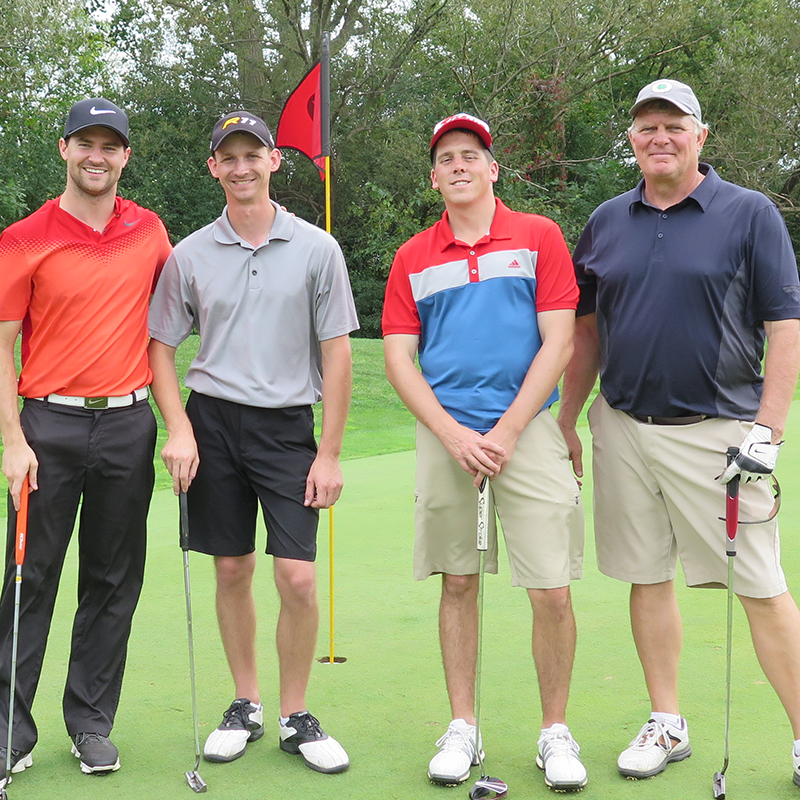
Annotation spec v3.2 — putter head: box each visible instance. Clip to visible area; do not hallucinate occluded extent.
[185,770,207,793]
[469,776,508,799]
[713,771,726,799]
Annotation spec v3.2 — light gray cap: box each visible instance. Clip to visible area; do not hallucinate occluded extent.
[629,79,702,122]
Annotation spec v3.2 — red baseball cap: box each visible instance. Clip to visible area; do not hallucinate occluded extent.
[430,113,493,161]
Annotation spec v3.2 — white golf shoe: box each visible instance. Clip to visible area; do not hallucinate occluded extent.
[279,711,349,773]
[618,717,691,779]
[793,744,800,787]
[203,698,264,762]
[536,723,587,791]
[428,718,482,785]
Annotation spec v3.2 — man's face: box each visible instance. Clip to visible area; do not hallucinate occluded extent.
[59,127,130,199]
[431,130,498,207]
[207,132,281,206]
[628,108,708,185]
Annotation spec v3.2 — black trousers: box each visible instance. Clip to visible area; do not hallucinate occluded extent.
[0,398,156,751]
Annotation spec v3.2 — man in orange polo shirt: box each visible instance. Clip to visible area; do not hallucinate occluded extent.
[0,98,171,782]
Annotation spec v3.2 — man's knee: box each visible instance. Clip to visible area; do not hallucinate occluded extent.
[274,559,317,606]
[214,553,256,590]
[441,573,479,603]
[528,586,573,620]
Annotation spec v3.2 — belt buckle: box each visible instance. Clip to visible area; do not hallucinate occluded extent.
[85,397,109,410]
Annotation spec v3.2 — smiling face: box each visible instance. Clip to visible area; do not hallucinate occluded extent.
[207,132,281,207]
[628,107,708,188]
[59,126,130,200]
[430,130,498,208]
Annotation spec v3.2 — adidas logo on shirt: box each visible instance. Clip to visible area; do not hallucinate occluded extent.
[507,259,521,269]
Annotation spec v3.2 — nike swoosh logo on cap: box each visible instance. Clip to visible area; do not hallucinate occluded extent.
[90,107,116,115]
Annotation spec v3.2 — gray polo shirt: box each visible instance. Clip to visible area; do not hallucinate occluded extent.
[149,202,359,408]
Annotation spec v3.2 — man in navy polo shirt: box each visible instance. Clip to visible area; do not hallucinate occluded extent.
[558,79,800,785]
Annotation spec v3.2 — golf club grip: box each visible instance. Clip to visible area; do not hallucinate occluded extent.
[179,492,190,551]
[725,447,739,550]
[15,476,29,566]
[477,477,490,552]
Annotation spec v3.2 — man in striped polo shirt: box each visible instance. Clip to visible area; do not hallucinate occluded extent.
[383,113,586,792]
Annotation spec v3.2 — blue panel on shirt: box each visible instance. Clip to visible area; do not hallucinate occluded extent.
[417,275,557,432]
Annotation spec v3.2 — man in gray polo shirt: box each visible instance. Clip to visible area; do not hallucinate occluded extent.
[148,111,358,774]
[558,79,800,786]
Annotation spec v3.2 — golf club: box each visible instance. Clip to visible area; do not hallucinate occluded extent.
[2,477,29,800]
[469,477,508,800]
[713,447,740,800]
[179,493,207,793]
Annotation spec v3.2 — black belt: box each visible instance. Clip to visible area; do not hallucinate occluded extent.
[629,412,710,426]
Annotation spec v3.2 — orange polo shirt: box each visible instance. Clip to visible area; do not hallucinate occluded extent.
[0,196,172,398]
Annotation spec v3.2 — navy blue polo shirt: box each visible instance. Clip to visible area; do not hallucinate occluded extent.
[574,164,800,419]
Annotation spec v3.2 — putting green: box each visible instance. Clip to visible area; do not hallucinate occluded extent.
[3,405,800,799]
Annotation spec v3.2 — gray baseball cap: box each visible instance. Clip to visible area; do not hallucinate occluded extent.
[64,98,129,146]
[629,79,702,122]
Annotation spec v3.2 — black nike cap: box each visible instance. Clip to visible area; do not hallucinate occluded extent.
[64,98,130,147]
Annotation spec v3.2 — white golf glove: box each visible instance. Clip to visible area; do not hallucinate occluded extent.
[718,423,783,484]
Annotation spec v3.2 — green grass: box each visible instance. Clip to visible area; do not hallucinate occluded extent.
[3,339,800,800]
[149,337,417,490]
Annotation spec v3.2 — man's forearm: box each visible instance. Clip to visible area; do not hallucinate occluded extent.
[317,335,353,459]
[758,319,800,440]
[0,321,25,448]
[148,339,193,435]
[557,313,600,429]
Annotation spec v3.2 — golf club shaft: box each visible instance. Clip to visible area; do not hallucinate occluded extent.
[179,494,203,772]
[6,478,29,783]
[474,477,490,775]
[721,449,740,777]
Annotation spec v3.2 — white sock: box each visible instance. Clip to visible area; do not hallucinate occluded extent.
[651,711,682,728]
[793,738,800,757]
[280,710,308,726]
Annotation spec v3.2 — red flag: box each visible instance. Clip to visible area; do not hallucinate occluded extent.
[276,63,324,179]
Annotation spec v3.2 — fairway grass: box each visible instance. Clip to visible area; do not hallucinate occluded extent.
[4,404,800,799]
[2,341,800,799]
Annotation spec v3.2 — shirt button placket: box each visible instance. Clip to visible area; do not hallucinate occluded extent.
[468,250,479,282]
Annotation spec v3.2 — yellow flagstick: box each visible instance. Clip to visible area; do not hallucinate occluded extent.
[329,504,335,663]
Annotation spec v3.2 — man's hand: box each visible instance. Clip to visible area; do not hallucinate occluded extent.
[557,421,584,480]
[439,423,506,481]
[161,428,200,495]
[719,423,783,484]
[2,441,38,511]
[305,453,343,509]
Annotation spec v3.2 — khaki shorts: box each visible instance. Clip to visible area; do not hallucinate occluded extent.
[589,395,786,598]
[414,411,584,589]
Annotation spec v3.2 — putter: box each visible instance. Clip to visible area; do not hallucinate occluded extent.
[179,493,207,793]
[2,478,29,800]
[468,477,508,800]
[713,447,740,800]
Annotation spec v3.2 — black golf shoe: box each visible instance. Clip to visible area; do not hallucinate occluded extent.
[71,732,120,774]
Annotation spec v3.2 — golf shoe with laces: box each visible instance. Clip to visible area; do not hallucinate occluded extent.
[536,723,587,791]
[71,733,120,773]
[279,711,349,773]
[793,744,800,787]
[203,698,264,762]
[618,717,691,779]
[0,747,33,788]
[428,718,482,785]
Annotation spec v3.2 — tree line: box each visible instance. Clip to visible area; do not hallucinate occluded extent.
[2,0,798,337]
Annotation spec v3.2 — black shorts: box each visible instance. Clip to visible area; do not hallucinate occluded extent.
[185,392,319,559]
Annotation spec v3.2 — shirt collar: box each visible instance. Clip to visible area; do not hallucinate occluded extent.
[212,200,295,249]
[435,197,514,250]
[629,163,719,214]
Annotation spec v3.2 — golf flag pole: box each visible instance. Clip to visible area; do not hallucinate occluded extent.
[276,33,341,664]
